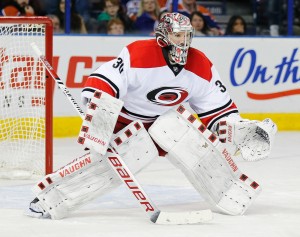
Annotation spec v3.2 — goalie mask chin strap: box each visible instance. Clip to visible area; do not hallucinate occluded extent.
[162,47,184,76]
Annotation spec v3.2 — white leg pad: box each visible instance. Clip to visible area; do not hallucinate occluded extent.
[110,120,158,174]
[32,151,120,219]
[149,105,261,215]
[32,121,158,219]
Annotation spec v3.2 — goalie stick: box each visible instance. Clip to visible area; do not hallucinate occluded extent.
[30,42,213,225]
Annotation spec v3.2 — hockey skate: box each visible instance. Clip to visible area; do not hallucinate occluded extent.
[25,198,51,219]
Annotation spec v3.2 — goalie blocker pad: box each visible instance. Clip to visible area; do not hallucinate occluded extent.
[149,105,262,216]
[78,90,124,155]
[31,121,158,219]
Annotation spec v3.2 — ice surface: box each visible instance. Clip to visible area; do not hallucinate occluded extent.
[0,132,299,237]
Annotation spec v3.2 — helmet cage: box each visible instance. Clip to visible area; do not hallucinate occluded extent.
[155,13,194,65]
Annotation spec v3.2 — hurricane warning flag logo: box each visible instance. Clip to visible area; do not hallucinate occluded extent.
[146,87,189,106]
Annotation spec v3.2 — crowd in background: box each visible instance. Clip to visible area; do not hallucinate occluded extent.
[0,0,299,36]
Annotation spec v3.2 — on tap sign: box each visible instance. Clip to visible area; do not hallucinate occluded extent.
[230,47,300,100]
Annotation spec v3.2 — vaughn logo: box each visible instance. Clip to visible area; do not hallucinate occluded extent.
[231,48,300,100]
[146,87,188,106]
[59,156,92,177]
[222,148,238,172]
[84,133,106,146]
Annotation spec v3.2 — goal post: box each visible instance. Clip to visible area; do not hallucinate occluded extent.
[0,17,53,179]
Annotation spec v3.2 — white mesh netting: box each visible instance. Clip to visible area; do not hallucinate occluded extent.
[0,23,47,179]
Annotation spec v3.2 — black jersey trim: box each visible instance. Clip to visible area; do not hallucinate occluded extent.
[198,99,233,118]
[89,73,120,98]
[82,87,96,93]
[206,110,239,130]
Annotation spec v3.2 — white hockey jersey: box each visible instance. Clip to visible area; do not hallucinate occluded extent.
[82,39,238,131]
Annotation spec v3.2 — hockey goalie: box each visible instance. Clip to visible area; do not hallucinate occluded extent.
[26,12,277,220]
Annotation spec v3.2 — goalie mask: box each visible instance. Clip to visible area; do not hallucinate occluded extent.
[155,12,194,65]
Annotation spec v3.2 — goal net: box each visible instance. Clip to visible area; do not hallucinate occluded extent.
[0,17,53,179]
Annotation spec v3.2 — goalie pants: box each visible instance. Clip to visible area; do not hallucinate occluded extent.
[115,116,168,156]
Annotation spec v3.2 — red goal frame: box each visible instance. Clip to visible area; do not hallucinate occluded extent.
[0,17,53,175]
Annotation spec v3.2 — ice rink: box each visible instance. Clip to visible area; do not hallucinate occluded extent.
[0,132,299,237]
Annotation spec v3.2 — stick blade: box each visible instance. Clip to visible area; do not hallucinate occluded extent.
[154,209,213,225]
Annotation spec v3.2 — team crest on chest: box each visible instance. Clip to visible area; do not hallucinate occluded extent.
[146,87,189,106]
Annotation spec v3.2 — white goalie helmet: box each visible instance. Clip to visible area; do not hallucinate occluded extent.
[155,12,194,65]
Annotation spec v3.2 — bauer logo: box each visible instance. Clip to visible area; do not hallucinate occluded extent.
[230,47,300,100]
[108,155,155,212]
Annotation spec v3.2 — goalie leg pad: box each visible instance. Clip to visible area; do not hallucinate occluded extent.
[149,106,261,215]
[77,90,124,155]
[31,121,158,219]
[32,151,121,219]
[110,120,158,174]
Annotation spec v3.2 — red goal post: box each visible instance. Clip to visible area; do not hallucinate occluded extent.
[0,17,53,178]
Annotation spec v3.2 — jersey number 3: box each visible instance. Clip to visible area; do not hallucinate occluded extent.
[113,57,124,74]
[215,80,226,92]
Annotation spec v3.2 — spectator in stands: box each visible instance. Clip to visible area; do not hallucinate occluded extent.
[55,0,87,34]
[134,0,160,34]
[126,0,140,22]
[126,0,165,22]
[107,18,125,34]
[190,11,216,36]
[225,15,247,36]
[162,0,223,35]
[97,0,134,33]
[47,14,63,33]
[0,0,43,16]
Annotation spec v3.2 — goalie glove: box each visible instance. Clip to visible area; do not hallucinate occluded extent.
[218,116,277,161]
